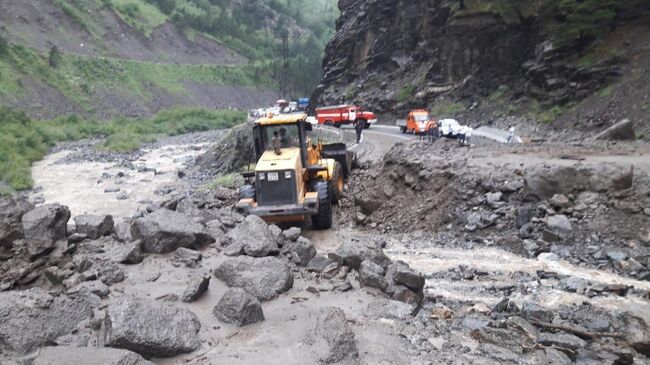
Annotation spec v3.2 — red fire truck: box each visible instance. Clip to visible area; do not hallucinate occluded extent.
[315,105,377,128]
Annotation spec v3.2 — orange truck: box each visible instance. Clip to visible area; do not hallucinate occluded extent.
[396,110,437,135]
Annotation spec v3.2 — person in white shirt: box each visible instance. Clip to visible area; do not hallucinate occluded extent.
[506,126,515,143]
[458,125,473,146]
[465,127,473,146]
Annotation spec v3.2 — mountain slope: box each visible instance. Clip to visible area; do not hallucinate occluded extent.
[311,0,650,139]
[0,0,337,118]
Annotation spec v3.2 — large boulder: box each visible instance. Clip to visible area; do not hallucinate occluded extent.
[0,288,98,355]
[112,240,144,265]
[214,256,293,301]
[525,165,634,200]
[358,260,387,290]
[0,195,33,248]
[33,346,154,365]
[21,204,70,255]
[288,236,317,266]
[525,167,591,200]
[225,215,279,257]
[329,240,391,269]
[130,209,214,253]
[305,307,358,364]
[213,288,265,326]
[181,274,211,303]
[365,299,418,320]
[354,192,385,215]
[104,296,201,357]
[545,215,573,240]
[386,261,425,291]
[74,214,114,240]
[307,255,335,273]
[594,119,635,141]
[173,247,202,268]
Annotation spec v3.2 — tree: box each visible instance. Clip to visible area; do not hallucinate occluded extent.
[49,46,62,68]
[0,35,8,56]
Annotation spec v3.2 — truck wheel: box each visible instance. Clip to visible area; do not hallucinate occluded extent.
[325,121,334,127]
[311,180,332,230]
[400,126,406,133]
[329,162,344,204]
[238,185,255,200]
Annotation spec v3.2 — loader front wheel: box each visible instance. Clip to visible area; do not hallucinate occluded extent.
[329,162,344,204]
[238,185,255,200]
[311,180,332,230]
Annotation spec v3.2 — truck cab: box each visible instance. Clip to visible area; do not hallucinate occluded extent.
[398,110,436,135]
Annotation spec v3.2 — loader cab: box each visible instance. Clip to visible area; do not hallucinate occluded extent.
[252,113,312,167]
[237,113,351,229]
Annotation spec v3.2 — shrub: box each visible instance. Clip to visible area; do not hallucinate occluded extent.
[396,85,417,103]
[49,46,62,68]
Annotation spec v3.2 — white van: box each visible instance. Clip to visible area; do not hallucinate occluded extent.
[439,119,463,138]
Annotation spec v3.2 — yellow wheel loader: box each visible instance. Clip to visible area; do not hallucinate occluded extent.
[235,113,352,229]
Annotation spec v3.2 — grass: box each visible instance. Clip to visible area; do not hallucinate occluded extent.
[206,173,243,190]
[396,85,417,103]
[54,0,108,39]
[487,85,510,103]
[527,102,564,124]
[598,85,615,98]
[430,102,466,117]
[107,0,168,36]
[0,106,246,191]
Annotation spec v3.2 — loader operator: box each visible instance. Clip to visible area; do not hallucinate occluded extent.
[271,131,282,155]
[279,127,291,147]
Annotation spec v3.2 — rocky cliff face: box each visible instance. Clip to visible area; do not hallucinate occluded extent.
[312,0,650,136]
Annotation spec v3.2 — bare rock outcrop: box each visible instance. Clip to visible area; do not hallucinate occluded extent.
[0,288,98,355]
[103,296,201,357]
[214,256,293,301]
[32,346,154,365]
[305,307,358,364]
[213,287,265,326]
[130,209,214,253]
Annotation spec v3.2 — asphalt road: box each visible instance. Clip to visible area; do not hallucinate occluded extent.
[340,124,415,162]
[341,124,519,162]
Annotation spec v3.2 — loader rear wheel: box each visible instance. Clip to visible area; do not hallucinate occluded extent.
[329,162,344,204]
[311,180,332,230]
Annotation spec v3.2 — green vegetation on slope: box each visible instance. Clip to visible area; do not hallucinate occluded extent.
[46,0,338,96]
[0,106,246,192]
[0,43,267,112]
[140,0,338,96]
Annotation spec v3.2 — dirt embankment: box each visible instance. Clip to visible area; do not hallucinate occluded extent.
[343,139,650,281]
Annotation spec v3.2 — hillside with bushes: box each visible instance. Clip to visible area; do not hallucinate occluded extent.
[0,0,337,118]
